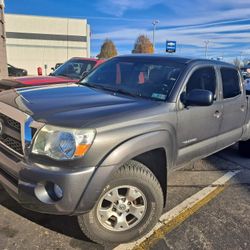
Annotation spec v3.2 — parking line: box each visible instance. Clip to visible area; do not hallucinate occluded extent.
[115,170,240,250]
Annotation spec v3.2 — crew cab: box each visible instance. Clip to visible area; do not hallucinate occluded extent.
[0,55,250,245]
[0,57,104,91]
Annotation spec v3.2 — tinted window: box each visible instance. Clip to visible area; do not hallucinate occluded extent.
[81,58,185,101]
[186,67,217,97]
[221,68,241,99]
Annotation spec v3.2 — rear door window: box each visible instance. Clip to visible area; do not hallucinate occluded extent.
[221,68,241,99]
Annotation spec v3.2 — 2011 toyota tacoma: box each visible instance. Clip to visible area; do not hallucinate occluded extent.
[0,55,250,245]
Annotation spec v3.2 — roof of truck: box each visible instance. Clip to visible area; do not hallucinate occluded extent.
[117,54,234,67]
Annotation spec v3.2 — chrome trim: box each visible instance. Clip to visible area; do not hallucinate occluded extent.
[0,141,23,158]
[0,102,44,157]
[24,117,33,146]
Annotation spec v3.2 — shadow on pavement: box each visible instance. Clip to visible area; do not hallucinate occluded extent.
[0,186,117,250]
[0,145,249,250]
[0,192,88,241]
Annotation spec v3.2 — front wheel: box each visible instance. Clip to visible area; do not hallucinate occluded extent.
[77,160,164,245]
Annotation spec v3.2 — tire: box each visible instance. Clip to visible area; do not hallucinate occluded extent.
[77,160,164,245]
[239,140,250,158]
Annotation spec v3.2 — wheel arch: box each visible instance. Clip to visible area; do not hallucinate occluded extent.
[73,130,176,214]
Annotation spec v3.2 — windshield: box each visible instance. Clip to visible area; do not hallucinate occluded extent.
[81,57,185,101]
[52,59,97,79]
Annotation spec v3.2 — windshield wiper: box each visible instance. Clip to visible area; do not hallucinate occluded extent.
[81,83,154,100]
[82,82,117,92]
[57,73,70,78]
[115,88,138,98]
[116,88,160,101]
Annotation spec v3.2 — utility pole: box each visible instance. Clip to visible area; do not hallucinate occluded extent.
[221,52,224,61]
[240,51,244,64]
[204,40,210,59]
[152,20,160,52]
[0,0,8,79]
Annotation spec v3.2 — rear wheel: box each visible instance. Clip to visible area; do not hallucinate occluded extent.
[239,140,250,157]
[77,160,164,245]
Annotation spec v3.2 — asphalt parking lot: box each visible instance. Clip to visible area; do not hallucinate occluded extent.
[1,145,250,250]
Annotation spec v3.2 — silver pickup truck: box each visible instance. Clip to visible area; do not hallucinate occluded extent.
[0,55,250,245]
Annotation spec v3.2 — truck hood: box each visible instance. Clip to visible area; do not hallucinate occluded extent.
[1,84,161,128]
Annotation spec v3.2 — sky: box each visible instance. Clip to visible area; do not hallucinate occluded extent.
[5,0,250,62]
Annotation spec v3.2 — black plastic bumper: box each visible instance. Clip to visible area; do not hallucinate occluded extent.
[0,145,95,215]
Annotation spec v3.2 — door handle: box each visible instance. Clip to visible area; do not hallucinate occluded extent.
[214,111,221,119]
[240,105,245,112]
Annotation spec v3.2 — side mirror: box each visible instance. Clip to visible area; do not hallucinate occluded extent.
[51,67,55,71]
[181,89,214,107]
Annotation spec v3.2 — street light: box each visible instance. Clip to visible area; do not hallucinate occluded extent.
[152,20,160,52]
[204,40,210,59]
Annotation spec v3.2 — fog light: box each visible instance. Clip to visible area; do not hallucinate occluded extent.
[53,184,63,199]
[35,182,63,204]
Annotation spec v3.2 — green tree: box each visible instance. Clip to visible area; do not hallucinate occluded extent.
[132,35,154,54]
[97,39,118,59]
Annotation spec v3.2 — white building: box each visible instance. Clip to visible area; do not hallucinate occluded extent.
[5,14,91,75]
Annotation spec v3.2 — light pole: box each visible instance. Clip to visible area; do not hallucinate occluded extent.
[204,40,210,59]
[152,20,160,52]
[240,51,244,63]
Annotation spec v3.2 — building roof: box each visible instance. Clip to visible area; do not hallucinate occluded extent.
[5,13,87,22]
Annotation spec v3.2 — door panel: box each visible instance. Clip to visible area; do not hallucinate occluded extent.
[177,103,222,164]
[176,66,222,165]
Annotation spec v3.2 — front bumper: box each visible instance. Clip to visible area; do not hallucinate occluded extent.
[0,144,95,215]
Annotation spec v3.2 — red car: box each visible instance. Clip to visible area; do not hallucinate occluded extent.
[0,57,105,91]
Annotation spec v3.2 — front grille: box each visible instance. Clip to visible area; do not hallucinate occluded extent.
[0,113,23,155]
[0,134,23,155]
[0,114,21,132]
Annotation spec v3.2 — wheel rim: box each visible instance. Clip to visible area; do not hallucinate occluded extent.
[97,185,147,232]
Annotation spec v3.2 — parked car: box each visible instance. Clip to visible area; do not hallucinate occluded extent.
[245,77,250,94]
[0,58,105,91]
[8,64,28,77]
[240,66,250,79]
[1,55,250,245]
[51,63,63,71]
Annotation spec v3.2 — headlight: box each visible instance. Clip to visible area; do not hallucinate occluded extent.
[32,125,95,160]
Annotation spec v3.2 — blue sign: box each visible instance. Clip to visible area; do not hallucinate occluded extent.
[166,41,176,53]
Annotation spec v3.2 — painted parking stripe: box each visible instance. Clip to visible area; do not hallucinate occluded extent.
[114,170,240,250]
